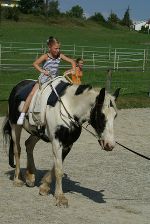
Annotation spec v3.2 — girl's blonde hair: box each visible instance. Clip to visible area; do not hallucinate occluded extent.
[47,36,60,46]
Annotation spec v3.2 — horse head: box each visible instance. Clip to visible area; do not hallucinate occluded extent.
[90,88,120,151]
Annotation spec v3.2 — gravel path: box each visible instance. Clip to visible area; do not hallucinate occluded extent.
[0,108,150,224]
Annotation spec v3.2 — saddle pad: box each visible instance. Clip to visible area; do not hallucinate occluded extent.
[47,81,71,107]
[16,81,36,101]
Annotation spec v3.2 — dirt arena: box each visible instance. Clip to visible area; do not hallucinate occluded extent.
[0,108,150,224]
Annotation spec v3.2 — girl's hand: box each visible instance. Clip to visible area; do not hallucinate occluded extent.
[43,70,49,76]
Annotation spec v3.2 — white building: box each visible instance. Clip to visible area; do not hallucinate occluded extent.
[1,0,20,7]
[133,20,150,31]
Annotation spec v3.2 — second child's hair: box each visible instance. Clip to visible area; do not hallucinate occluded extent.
[47,36,60,46]
[76,58,83,64]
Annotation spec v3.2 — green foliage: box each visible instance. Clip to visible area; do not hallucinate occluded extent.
[66,5,84,19]
[47,0,60,17]
[0,4,1,21]
[139,25,150,34]
[121,6,132,28]
[1,6,20,21]
[19,0,34,14]
[89,12,106,23]
[19,0,44,14]
[108,11,120,24]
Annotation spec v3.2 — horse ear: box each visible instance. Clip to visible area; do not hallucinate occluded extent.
[113,88,121,100]
[97,88,105,104]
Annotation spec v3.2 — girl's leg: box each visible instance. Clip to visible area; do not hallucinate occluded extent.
[17,83,39,125]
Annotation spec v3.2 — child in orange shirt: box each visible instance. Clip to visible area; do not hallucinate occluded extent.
[64,58,83,84]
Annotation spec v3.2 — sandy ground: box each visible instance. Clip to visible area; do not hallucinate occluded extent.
[0,108,150,224]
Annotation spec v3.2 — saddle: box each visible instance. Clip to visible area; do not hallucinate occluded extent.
[28,76,71,126]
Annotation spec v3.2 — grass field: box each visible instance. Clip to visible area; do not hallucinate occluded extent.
[0,19,150,115]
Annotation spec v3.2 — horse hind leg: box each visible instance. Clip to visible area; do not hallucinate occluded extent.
[11,124,24,187]
[25,135,40,187]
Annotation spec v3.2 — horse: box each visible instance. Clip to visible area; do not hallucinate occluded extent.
[3,78,120,207]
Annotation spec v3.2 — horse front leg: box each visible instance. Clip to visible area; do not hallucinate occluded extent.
[53,140,68,207]
[39,144,72,206]
[25,135,40,187]
[11,125,24,186]
[39,166,55,196]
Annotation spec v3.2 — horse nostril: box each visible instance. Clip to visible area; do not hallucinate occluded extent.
[104,143,114,151]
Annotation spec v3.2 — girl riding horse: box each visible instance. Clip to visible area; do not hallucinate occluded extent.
[17,36,76,125]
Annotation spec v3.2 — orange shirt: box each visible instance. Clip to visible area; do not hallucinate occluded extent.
[71,67,83,84]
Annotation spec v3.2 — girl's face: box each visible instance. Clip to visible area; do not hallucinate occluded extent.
[49,42,60,57]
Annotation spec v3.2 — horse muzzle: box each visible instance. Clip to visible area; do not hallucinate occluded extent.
[98,139,115,151]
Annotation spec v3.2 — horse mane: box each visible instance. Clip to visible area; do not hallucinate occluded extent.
[75,84,92,95]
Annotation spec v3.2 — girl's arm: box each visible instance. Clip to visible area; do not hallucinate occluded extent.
[33,54,49,75]
[60,53,76,72]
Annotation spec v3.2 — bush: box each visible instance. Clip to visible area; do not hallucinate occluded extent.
[1,6,19,21]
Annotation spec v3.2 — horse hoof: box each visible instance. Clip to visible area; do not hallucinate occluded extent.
[25,171,35,187]
[39,183,50,196]
[13,179,24,187]
[26,180,35,187]
[55,195,68,207]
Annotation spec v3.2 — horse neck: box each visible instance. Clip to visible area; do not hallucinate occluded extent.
[64,87,98,124]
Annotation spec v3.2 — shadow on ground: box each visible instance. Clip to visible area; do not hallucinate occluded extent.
[5,169,105,204]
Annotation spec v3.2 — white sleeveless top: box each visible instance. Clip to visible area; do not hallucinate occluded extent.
[39,54,61,84]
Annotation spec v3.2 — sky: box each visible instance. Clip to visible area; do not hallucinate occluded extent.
[59,0,150,21]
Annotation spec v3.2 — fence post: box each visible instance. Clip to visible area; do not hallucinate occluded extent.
[109,45,111,60]
[73,44,76,56]
[82,48,84,59]
[93,53,95,70]
[41,42,44,53]
[106,69,112,92]
[113,49,117,70]
[143,49,146,72]
[117,55,119,70]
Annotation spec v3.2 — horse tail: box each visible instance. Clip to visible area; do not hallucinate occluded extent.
[2,116,15,168]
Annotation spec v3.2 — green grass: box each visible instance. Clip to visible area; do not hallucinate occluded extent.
[0,18,150,115]
[1,18,150,48]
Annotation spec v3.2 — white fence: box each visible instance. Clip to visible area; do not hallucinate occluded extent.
[0,41,150,71]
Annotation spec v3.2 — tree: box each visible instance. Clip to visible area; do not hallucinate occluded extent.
[108,11,120,24]
[32,0,45,15]
[66,5,84,19]
[48,0,60,17]
[19,0,44,14]
[19,0,34,14]
[0,3,2,23]
[121,6,132,28]
[140,25,149,34]
[89,12,106,23]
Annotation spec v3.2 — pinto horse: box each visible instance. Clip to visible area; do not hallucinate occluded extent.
[3,78,120,206]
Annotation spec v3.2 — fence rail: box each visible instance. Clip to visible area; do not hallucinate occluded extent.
[0,41,150,71]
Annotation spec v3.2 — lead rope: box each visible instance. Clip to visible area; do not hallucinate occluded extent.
[116,141,150,160]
